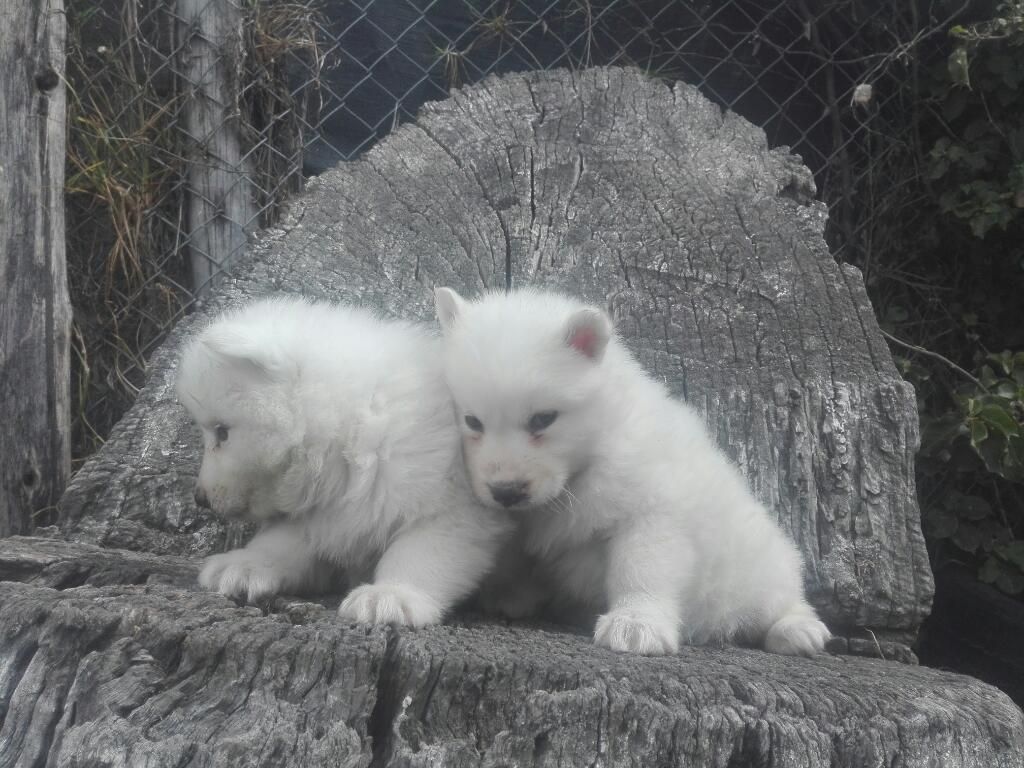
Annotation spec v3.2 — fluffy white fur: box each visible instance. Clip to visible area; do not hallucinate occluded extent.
[435,287,830,656]
[176,297,510,626]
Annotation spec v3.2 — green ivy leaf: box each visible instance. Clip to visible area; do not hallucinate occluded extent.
[970,418,989,446]
[999,437,1024,482]
[978,403,1020,437]
[948,47,971,88]
[995,380,1018,398]
[974,430,1008,476]
[989,350,1015,375]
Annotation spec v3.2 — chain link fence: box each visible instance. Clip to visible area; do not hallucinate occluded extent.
[65,0,966,462]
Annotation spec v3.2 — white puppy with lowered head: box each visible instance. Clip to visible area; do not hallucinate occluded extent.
[176,296,510,626]
[435,287,830,656]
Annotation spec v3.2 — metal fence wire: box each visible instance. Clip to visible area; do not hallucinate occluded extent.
[64,0,964,462]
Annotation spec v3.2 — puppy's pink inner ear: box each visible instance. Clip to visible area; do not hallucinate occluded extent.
[568,327,599,358]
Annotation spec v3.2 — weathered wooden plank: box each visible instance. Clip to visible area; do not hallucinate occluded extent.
[0,0,70,536]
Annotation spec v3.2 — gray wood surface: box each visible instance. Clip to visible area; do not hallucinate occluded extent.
[178,0,256,293]
[9,66,1019,765]
[59,67,928,640]
[1,537,1023,767]
[0,0,70,536]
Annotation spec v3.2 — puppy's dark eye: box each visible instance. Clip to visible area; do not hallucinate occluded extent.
[528,410,558,433]
[464,415,484,432]
[214,424,229,444]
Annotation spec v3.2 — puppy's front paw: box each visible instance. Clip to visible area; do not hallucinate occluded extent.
[594,607,679,655]
[339,583,442,628]
[199,549,285,604]
[764,613,831,657]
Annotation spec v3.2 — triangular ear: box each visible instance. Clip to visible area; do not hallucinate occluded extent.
[564,308,611,361]
[434,287,467,334]
[201,323,292,380]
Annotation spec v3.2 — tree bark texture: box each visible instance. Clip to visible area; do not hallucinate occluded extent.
[0,0,70,537]
[1,537,1023,767]
[59,67,928,641]
[5,66,1015,765]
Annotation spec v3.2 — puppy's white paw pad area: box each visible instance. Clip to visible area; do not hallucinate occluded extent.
[198,550,285,604]
[594,608,679,655]
[764,613,831,657]
[339,584,442,628]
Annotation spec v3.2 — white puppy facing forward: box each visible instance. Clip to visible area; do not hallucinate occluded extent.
[176,297,510,626]
[434,287,830,656]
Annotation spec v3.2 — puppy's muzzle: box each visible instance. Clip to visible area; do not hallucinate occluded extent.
[194,485,211,509]
[488,481,529,508]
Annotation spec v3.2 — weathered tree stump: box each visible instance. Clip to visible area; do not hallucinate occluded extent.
[2,67,1022,766]
[1,542,1022,768]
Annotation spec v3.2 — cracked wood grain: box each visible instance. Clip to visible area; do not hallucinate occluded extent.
[58,67,928,641]
[5,65,1024,767]
[0,539,1022,767]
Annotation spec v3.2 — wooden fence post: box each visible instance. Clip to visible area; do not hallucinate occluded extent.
[0,0,71,535]
[178,0,257,295]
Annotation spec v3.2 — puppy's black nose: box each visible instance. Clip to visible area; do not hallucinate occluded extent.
[194,485,211,509]
[489,481,529,507]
